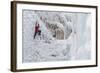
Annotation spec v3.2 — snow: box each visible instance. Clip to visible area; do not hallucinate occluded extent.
[22,10,91,63]
[76,41,91,60]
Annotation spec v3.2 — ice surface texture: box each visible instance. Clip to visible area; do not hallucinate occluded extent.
[22,10,91,63]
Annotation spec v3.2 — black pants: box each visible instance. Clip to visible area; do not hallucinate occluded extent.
[34,30,41,39]
[34,32,37,39]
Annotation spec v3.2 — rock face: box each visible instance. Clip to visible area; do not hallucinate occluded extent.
[22,10,91,63]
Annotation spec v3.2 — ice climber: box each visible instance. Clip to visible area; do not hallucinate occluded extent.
[34,21,41,39]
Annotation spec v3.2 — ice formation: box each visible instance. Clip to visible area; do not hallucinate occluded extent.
[22,10,91,63]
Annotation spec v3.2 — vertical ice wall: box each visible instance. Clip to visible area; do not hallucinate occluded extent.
[22,10,91,62]
[75,13,91,59]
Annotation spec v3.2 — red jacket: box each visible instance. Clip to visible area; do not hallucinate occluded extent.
[35,24,39,32]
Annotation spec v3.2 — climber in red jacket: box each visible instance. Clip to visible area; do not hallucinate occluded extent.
[34,21,41,39]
